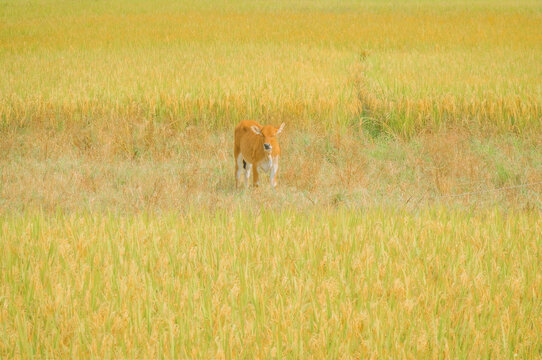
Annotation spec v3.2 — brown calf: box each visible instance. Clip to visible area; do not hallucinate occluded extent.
[234,120,285,188]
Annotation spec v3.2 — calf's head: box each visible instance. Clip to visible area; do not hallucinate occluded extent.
[251,123,285,153]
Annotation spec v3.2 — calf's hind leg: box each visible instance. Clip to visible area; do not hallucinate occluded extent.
[244,161,252,188]
[235,152,244,188]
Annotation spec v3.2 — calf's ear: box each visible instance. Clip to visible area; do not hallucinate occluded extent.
[276,123,285,135]
[251,126,262,135]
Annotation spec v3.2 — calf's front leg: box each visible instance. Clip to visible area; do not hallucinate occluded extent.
[252,165,259,187]
[270,157,279,188]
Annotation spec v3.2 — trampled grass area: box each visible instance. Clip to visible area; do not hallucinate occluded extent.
[2,0,542,358]
[1,209,541,358]
[2,128,541,212]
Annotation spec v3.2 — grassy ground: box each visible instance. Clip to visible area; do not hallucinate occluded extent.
[1,0,542,358]
[2,129,542,212]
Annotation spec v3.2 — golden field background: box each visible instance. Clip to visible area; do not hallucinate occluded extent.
[2,0,541,134]
[1,0,542,358]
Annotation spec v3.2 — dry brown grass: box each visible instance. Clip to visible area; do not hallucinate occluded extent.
[2,127,541,213]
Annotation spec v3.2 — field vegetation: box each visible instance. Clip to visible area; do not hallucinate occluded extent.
[1,0,541,358]
[2,209,541,358]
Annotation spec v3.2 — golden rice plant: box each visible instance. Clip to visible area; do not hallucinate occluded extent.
[1,0,541,138]
[0,208,541,358]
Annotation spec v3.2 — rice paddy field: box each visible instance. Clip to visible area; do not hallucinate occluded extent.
[1,0,542,358]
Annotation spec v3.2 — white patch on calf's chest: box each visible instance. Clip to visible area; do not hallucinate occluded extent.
[258,155,273,173]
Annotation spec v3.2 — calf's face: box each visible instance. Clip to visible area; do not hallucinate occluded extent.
[251,123,285,153]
